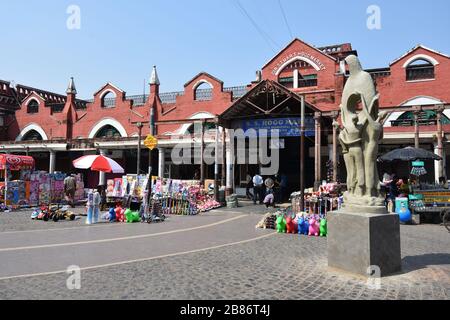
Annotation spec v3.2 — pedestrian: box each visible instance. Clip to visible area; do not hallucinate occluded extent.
[246,172,254,200]
[264,185,275,208]
[252,173,264,205]
[386,176,399,213]
[64,174,77,208]
[86,186,102,225]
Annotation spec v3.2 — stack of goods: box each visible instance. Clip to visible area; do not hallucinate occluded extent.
[39,174,52,205]
[197,190,221,212]
[29,172,45,206]
[51,173,66,203]
[6,180,28,207]
[226,194,239,209]
[255,212,277,230]
[74,174,85,202]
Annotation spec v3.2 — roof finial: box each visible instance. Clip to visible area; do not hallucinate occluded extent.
[66,77,77,94]
[150,66,160,85]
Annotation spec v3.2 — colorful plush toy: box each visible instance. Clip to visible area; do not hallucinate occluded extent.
[308,217,320,236]
[297,217,306,235]
[125,209,141,223]
[108,208,116,222]
[115,206,125,222]
[320,218,327,237]
[303,218,310,236]
[286,216,298,234]
[276,215,287,233]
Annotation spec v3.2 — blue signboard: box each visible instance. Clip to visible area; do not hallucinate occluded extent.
[234,117,315,137]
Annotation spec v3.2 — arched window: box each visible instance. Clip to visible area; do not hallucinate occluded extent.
[194,82,213,101]
[95,125,122,139]
[101,91,117,108]
[186,122,217,135]
[391,110,450,127]
[278,60,317,88]
[22,129,43,141]
[406,59,435,81]
[27,100,39,114]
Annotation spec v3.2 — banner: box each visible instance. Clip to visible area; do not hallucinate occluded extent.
[234,117,315,137]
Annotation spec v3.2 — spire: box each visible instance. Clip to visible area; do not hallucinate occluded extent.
[66,77,77,95]
[150,66,160,85]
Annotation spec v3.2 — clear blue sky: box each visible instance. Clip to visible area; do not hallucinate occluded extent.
[1,0,449,99]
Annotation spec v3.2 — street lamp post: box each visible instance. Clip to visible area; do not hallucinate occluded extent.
[136,122,143,175]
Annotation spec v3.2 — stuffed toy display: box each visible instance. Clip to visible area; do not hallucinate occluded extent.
[320,218,328,237]
[286,216,298,234]
[276,215,287,233]
[308,217,320,236]
[125,209,141,223]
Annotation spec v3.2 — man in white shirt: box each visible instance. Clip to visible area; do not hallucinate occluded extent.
[253,174,264,205]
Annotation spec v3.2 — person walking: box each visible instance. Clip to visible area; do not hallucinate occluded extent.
[252,173,264,205]
[64,174,77,208]
[246,172,254,200]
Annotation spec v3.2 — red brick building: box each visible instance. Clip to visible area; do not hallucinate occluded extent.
[1,38,449,190]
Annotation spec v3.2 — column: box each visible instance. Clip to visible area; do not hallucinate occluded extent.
[49,150,56,174]
[436,107,445,180]
[99,150,106,186]
[226,129,234,195]
[414,109,420,149]
[314,113,322,188]
[214,124,220,201]
[221,128,226,187]
[332,114,339,183]
[200,121,205,183]
[158,148,165,179]
[293,69,299,89]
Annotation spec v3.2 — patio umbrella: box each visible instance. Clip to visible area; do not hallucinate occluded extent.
[379,147,442,162]
[73,155,124,173]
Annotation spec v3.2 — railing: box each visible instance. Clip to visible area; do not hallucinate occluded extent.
[194,88,213,101]
[224,86,247,99]
[127,94,148,106]
[101,97,116,108]
[159,91,184,104]
[390,119,438,127]
[406,66,435,81]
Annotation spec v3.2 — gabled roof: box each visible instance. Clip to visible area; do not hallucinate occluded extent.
[390,44,450,66]
[184,72,223,88]
[262,38,337,70]
[93,82,125,97]
[220,79,319,121]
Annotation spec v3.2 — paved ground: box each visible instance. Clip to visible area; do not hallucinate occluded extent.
[0,202,449,300]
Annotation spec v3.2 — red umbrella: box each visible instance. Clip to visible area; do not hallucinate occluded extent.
[73,155,124,173]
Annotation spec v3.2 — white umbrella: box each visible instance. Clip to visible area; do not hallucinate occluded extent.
[73,155,124,173]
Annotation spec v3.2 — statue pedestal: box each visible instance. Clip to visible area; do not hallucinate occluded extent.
[327,210,402,277]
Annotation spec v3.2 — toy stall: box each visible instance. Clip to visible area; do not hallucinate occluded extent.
[290,182,344,216]
[152,178,221,215]
[0,154,35,209]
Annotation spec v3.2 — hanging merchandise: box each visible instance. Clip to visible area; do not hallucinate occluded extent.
[411,161,427,177]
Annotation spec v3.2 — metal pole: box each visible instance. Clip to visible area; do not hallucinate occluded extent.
[214,121,220,201]
[414,109,420,149]
[137,123,143,175]
[300,95,305,212]
[221,128,226,187]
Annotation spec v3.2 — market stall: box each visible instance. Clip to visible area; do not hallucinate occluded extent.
[0,154,35,208]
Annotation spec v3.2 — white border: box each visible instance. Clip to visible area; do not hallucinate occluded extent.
[402,54,439,68]
[88,118,128,138]
[16,123,48,141]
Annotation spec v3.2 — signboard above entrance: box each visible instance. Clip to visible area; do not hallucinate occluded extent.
[234,117,315,137]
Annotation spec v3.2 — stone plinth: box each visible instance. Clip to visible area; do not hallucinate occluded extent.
[327,210,402,277]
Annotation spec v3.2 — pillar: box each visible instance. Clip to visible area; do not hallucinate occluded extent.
[293,69,299,89]
[214,124,220,201]
[99,149,106,186]
[221,128,226,187]
[414,108,420,149]
[436,107,445,180]
[226,129,234,195]
[314,113,322,189]
[49,150,56,174]
[332,114,339,183]
[200,121,205,183]
[158,148,165,179]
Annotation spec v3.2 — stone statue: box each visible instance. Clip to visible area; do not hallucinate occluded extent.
[339,55,388,209]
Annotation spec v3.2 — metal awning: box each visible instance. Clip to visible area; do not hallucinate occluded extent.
[220,80,319,125]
